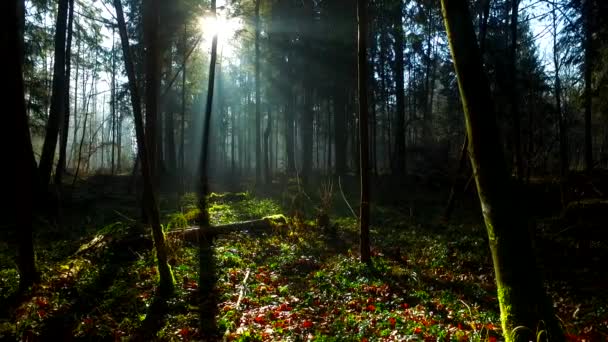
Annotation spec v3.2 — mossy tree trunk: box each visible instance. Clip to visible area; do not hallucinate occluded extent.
[358,0,370,263]
[439,0,563,341]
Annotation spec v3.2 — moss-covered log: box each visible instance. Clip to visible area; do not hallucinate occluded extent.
[168,215,287,242]
[439,0,563,341]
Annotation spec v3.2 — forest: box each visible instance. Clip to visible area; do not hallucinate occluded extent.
[2,0,607,340]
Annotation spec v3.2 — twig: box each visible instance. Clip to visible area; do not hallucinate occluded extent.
[235,268,251,309]
[224,268,251,340]
[338,176,358,220]
[114,210,136,222]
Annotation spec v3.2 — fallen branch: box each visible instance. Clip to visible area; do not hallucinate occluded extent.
[168,215,287,242]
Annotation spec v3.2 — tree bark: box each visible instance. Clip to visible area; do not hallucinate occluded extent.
[358,0,370,264]
[440,0,563,340]
[39,0,69,189]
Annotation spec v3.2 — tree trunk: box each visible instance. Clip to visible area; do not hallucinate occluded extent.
[440,0,563,340]
[55,0,74,187]
[115,0,174,296]
[583,0,593,171]
[392,1,406,175]
[180,25,187,194]
[198,0,219,336]
[509,0,523,180]
[255,0,262,184]
[552,1,567,177]
[358,0,370,264]
[111,28,117,175]
[8,0,40,290]
[39,0,69,188]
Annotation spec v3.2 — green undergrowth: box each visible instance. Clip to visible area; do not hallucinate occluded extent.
[0,192,605,341]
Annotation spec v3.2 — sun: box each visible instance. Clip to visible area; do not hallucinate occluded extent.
[198,15,243,58]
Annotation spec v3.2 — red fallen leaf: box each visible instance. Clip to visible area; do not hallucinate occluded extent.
[488,337,497,342]
[366,304,376,312]
[414,327,422,334]
[278,303,292,311]
[254,315,266,325]
[458,323,463,330]
[402,303,409,309]
[361,338,369,342]
[302,320,313,328]
[36,297,49,308]
[179,328,190,337]
[389,317,396,327]
[37,310,47,319]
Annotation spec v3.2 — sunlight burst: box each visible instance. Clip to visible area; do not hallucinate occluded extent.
[198,15,243,58]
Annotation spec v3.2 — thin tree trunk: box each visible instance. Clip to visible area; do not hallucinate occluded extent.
[198,0,219,335]
[583,0,593,171]
[440,1,563,340]
[111,28,117,175]
[552,2,567,177]
[264,107,272,184]
[510,0,523,179]
[70,34,81,169]
[55,0,75,187]
[39,0,69,188]
[181,24,187,194]
[392,1,406,175]
[255,0,262,184]
[358,0,370,264]
[115,0,174,296]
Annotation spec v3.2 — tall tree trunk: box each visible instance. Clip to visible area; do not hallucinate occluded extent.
[70,34,81,169]
[39,0,69,188]
[181,25,187,193]
[358,0,370,264]
[552,2,567,177]
[8,0,40,290]
[111,28,117,175]
[255,0,262,184]
[440,1,563,341]
[55,0,74,187]
[392,1,406,175]
[509,0,523,179]
[198,0,220,336]
[583,0,593,171]
[143,0,174,296]
[115,0,174,296]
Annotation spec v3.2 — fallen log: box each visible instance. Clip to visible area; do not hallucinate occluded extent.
[168,215,287,243]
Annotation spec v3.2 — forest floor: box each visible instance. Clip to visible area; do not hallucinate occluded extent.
[0,175,606,341]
